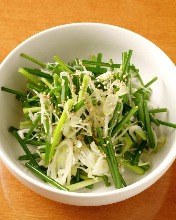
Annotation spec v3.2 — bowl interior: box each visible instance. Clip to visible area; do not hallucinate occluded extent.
[0,23,176,195]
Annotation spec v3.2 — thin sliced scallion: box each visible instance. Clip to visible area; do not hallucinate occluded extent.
[18,153,40,161]
[97,128,122,189]
[119,135,133,156]
[156,119,176,128]
[40,77,54,90]
[134,94,145,125]
[62,76,70,100]
[106,135,122,189]
[143,100,156,148]
[1,87,27,98]
[24,114,41,142]
[144,76,158,88]
[25,162,69,191]
[148,108,167,113]
[26,83,44,93]
[150,114,160,126]
[23,107,41,114]
[78,74,90,102]
[44,116,51,166]
[123,161,145,175]
[23,67,53,79]
[82,60,120,68]
[20,53,46,68]
[49,99,74,160]
[20,121,33,129]
[73,100,85,112]
[67,177,103,191]
[54,55,73,74]
[86,66,107,75]
[9,127,40,170]
[18,68,45,89]
[112,106,138,136]
[25,139,46,146]
[102,175,111,187]
[109,102,121,135]
[120,49,133,81]
[131,141,147,165]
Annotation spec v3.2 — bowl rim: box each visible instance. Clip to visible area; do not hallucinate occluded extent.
[0,22,176,199]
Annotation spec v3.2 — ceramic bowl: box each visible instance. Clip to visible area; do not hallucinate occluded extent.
[0,23,176,206]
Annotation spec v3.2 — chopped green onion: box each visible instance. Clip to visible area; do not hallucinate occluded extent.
[62,76,70,100]
[149,108,167,113]
[109,102,121,134]
[102,175,111,187]
[67,177,103,191]
[20,53,46,68]
[73,100,85,112]
[78,74,90,102]
[54,55,73,74]
[25,162,69,191]
[120,50,133,81]
[82,60,120,68]
[49,99,74,160]
[20,121,33,129]
[144,76,158,88]
[18,153,40,161]
[26,83,44,93]
[150,113,160,126]
[23,107,41,114]
[143,100,156,148]
[97,128,122,189]
[123,161,145,175]
[1,86,27,98]
[131,141,147,165]
[25,139,46,146]
[24,115,41,142]
[18,68,44,88]
[23,68,53,79]
[112,106,138,136]
[156,119,176,128]
[40,77,54,90]
[9,127,40,169]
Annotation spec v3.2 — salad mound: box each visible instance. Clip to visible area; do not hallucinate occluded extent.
[2,50,176,192]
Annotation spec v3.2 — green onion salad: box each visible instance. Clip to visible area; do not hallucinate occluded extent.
[2,50,176,192]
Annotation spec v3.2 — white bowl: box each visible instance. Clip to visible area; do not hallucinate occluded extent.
[0,23,176,206]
